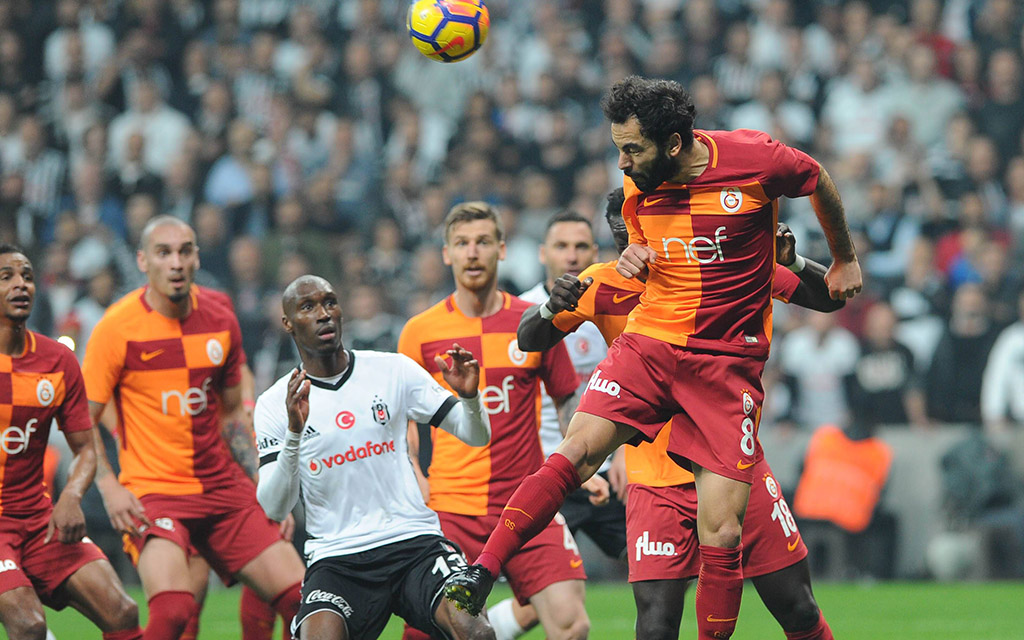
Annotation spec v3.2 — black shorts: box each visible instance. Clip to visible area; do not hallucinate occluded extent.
[292,534,468,640]
[560,471,628,559]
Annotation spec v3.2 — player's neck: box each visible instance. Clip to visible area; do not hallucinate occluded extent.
[303,346,349,379]
[0,320,27,356]
[670,137,711,184]
[453,283,503,318]
[145,287,193,320]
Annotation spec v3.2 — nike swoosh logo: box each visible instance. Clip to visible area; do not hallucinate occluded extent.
[140,349,165,362]
[570,558,583,568]
[706,615,738,623]
[787,534,801,552]
[644,196,666,206]
[736,460,754,470]
[435,36,465,55]
[612,292,638,304]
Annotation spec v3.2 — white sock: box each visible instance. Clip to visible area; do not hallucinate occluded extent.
[488,597,526,640]
[46,629,57,640]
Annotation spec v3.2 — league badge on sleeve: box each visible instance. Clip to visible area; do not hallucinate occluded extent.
[371,396,391,426]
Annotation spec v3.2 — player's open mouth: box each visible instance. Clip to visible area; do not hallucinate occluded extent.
[8,295,30,308]
[317,326,337,341]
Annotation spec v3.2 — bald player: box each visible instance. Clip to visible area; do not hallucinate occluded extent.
[82,216,305,639]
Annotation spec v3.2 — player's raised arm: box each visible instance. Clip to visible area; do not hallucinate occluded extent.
[808,164,863,300]
[255,368,307,522]
[432,344,490,447]
[517,274,593,352]
[89,400,150,536]
[775,223,844,313]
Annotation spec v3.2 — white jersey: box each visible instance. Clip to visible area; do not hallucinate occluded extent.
[520,282,608,460]
[254,350,456,563]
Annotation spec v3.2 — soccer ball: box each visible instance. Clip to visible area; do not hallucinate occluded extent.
[407,0,490,63]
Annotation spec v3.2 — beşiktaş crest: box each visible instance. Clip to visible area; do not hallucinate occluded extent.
[371,395,391,426]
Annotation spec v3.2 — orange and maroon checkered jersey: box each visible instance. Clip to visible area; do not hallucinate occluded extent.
[398,292,578,516]
[0,332,91,517]
[82,286,245,498]
[621,129,819,359]
[552,260,801,487]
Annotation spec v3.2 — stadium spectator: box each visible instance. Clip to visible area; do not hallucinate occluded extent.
[927,282,1000,424]
[981,290,1024,438]
[107,76,190,177]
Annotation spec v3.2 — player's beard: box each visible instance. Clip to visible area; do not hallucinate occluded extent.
[629,146,677,193]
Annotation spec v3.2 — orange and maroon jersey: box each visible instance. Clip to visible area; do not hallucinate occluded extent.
[552,260,802,487]
[398,292,578,516]
[621,129,819,359]
[0,332,91,517]
[82,286,245,498]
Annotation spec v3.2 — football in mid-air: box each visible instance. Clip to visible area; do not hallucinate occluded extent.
[407,0,489,63]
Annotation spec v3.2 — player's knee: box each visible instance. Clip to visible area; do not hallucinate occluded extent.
[107,593,140,630]
[701,520,742,548]
[634,599,679,640]
[778,597,821,633]
[547,613,589,640]
[465,618,497,640]
[5,612,48,640]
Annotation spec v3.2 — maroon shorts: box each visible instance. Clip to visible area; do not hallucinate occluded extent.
[123,477,282,585]
[626,458,807,582]
[439,510,586,605]
[578,332,764,483]
[0,510,107,608]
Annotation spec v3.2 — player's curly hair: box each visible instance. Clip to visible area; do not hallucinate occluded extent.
[444,201,504,243]
[604,188,629,254]
[601,75,696,150]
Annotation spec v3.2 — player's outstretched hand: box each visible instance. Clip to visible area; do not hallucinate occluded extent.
[825,258,863,301]
[616,243,657,279]
[286,368,310,434]
[775,222,796,267]
[435,344,480,399]
[99,481,151,537]
[546,274,593,315]
[582,474,610,506]
[47,494,87,544]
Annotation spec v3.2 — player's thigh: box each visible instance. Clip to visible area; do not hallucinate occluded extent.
[527,579,588,639]
[691,464,751,544]
[300,610,349,640]
[237,539,305,600]
[632,579,689,640]
[137,537,193,597]
[295,558,388,640]
[61,558,139,631]
[188,553,210,605]
[0,586,47,640]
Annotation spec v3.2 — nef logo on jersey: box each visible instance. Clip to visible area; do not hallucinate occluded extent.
[371,396,390,426]
[206,338,224,365]
[635,531,677,562]
[661,226,728,264]
[36,379,55,406]
[586,369,621,398]
[308,440,398,476]
[720,187,743,212]
[1,418,38,455]
[161,376,214,416]
[481,375,515,415]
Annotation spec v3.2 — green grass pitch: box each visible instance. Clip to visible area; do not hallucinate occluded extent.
[39,581,1024,639]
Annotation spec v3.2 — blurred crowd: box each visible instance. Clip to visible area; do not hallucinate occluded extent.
[3,0,1024,443]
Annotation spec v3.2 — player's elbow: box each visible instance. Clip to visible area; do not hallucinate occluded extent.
[516,326,545,352]
[256,483,288,522]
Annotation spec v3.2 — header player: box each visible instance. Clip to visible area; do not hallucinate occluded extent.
[0,244,142,640]
[517,190,839,639]
[255,274,494,639]
[399,203,602,640]
[444,76,862,640]
[82,217,306,639]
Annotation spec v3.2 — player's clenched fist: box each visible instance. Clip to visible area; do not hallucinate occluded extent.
[546,274,593,314]
[286,368,311,433]
[825,258,863,301]
[435,343,481,399]
[616,243,657,278]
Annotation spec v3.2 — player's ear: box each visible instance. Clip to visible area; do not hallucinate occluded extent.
[281,314,293,334]
[136,248,147,274]
[498,240,507,261]
[442,245,452,266]
[667,132,683,157]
